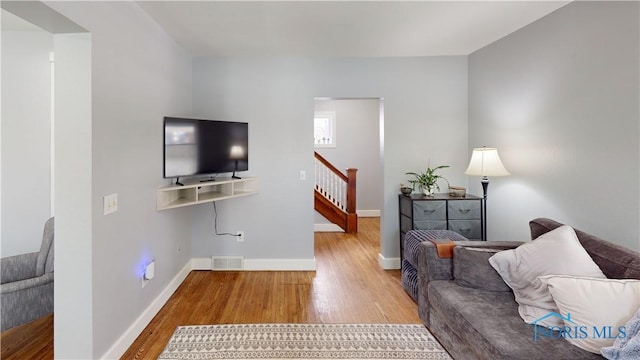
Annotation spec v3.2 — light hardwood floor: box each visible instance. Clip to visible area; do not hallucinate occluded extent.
[1,218,420,359]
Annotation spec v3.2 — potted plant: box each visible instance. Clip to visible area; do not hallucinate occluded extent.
[406,165,449,196]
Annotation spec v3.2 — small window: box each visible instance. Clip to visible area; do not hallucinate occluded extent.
[314,111,336,148]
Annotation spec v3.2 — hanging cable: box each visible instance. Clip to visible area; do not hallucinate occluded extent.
[211,201,241,238]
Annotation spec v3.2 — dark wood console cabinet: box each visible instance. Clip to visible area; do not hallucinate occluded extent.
[399,193,484,259]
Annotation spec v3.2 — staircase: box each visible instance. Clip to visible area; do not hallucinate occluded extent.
[314,152,358,233]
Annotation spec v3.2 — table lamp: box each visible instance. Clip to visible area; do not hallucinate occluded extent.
[230,145,245,179]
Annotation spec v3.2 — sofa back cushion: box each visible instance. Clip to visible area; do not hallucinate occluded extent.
[453,246,511,292]
[529,218,640,279]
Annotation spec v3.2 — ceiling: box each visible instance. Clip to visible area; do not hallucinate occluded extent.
[137,1,571,58]
[1,9,43,31]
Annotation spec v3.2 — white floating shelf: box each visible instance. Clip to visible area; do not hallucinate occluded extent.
[157,177,258,211]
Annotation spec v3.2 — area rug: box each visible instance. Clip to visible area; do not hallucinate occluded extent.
[158,323,452,359]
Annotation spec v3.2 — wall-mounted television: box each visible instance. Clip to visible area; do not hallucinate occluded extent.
[163,117,248,182]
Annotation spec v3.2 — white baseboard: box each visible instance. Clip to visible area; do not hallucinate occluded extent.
[356,210,380,217]
[191,257,213,270]
[100,260,192,359]
[191,257,317,271]
[377,253,401,270]
[314,223,344,232]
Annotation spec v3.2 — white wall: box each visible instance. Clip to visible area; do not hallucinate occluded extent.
[191,56,468,265]
[53,31,93,358]
[468,1,639,250]
[314,98,382,224]
[1,29,52,257]
[40,1,194,358]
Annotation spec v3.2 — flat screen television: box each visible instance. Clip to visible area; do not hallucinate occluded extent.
[163,117,248,182]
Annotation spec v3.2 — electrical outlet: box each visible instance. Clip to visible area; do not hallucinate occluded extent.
[237,231,244,242]
[103,193,118,215]
[141,260,155,288]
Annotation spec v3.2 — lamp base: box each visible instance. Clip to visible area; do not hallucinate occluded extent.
[481,176,489,241]
[232,160,241,179]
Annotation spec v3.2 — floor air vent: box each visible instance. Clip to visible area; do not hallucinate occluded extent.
[211,256,244,270]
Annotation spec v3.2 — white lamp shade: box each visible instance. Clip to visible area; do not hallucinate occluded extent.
[465,147,509,176]
[229,145,245,159]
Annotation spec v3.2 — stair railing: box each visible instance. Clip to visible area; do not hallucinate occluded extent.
[314,152,357,232]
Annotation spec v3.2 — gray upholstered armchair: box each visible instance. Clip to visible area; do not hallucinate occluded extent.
[1,217,54,331]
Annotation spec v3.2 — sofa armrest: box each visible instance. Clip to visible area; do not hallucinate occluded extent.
[1,272,54,331]
[417,241,455,325]
[1,253,38,284]
[0,272,54,294]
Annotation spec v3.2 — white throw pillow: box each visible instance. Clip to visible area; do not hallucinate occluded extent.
[539,275,640,353]
[488,225,605,327]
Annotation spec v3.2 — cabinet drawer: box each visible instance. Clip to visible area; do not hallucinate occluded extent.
[413,220,447,230]
[448,220,481,239]
[448,200,481,220]
[413,201,446,220]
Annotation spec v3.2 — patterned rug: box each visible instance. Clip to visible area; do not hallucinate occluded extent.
[158,323,452,359]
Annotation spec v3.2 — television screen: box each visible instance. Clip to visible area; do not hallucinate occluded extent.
[163,117,248,179]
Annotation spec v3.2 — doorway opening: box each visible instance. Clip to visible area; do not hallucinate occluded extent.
[312,97,384,254]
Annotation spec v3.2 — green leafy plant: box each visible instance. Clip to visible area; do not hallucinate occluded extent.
[406,165,450,194]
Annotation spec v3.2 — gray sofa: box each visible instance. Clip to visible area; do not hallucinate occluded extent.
[414,217,640,359]
[1,217,54,331]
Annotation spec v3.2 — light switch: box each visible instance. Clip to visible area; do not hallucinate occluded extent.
[300,170,306,181]
[103,193,118,215]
